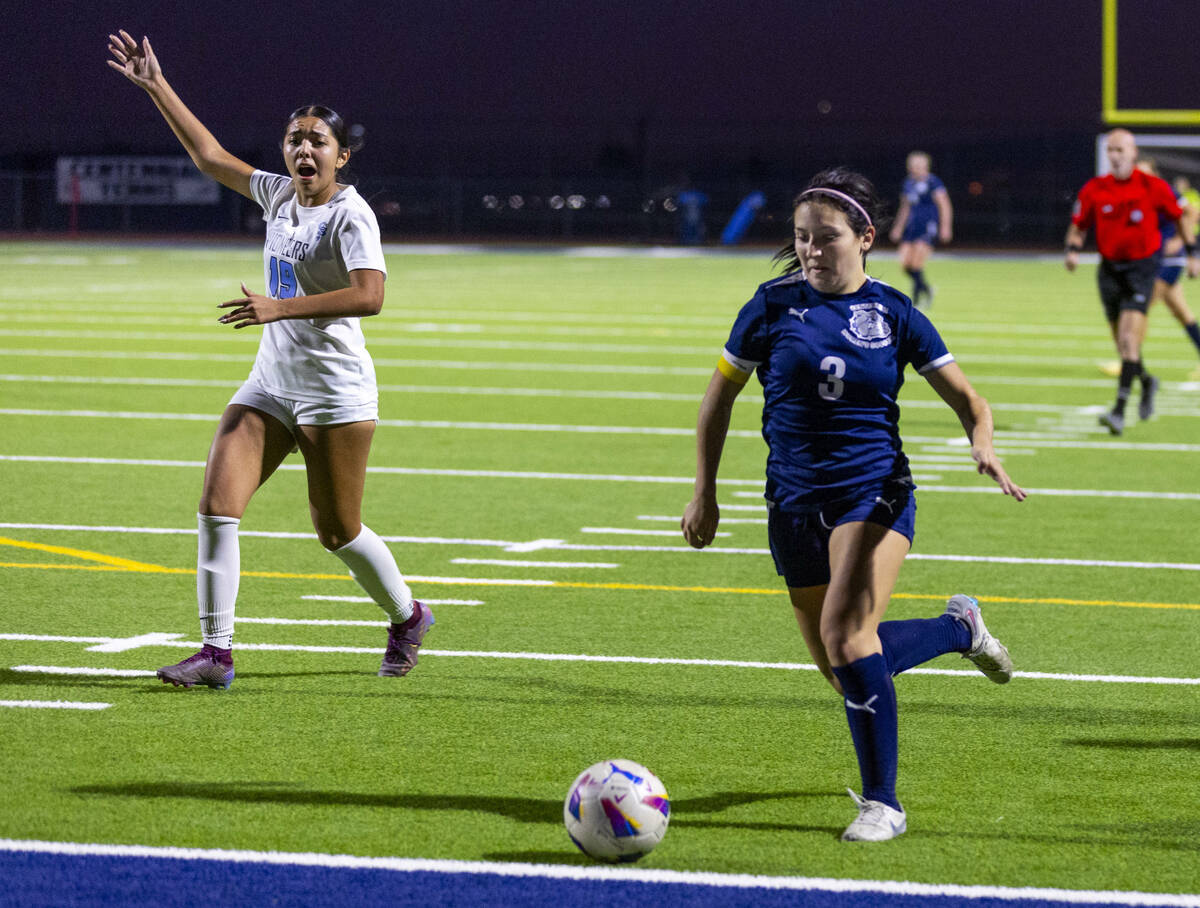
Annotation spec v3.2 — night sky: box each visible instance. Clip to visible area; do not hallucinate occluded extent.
[7,1,1197,177]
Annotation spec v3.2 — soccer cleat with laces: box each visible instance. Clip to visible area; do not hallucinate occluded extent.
[378,601,435,677]
[156,645,234,689]
[1099,410,1124,436]
[1138,374,1159,421]
[841,789,906,842]
[945,594,1012,683]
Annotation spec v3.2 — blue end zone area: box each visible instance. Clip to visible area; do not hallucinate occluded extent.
[2,849,1185,908]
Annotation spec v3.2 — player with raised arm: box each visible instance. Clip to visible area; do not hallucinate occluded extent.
[888,151,952,309]
[107,30,433,688]
[682,168,1024,842]
[1065,130,1200,435]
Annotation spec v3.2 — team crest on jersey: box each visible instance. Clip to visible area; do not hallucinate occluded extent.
[317,222,328,239]
[842,302,893,349]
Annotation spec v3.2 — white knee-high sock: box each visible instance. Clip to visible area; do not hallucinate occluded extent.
[197,513,240,649]
[332,525,414,623]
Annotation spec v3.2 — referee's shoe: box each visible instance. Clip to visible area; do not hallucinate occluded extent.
[1138,374,1159,421]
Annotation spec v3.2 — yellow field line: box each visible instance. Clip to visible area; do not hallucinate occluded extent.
[0,537,174,573]
[1,555,1199,611]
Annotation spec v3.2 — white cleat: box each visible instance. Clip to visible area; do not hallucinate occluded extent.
[945,594,1012,684]
[841,789,906,842]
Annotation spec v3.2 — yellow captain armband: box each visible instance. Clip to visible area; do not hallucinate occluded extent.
[717,354,753,385]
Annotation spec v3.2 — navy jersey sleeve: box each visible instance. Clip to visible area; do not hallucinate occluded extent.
[929,174,946,194]
[901,307,955,374]
[719,290,770,382]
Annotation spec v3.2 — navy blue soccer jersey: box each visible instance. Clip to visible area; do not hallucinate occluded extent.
[719,273,954,512]
[903,175,945,218]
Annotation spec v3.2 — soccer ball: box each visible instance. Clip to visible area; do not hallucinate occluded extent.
[563,759,670,862]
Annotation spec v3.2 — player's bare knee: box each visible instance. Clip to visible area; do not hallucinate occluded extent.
[315,520,361,551]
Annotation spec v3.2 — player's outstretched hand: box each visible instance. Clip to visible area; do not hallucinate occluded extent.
[218,283,284,329]
[681,495,720,549]
[1187,256,1200,279]
[972,445,1026,501]
[107,30,162,90]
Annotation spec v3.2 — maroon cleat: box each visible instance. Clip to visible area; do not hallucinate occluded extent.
[379,601,434,677]
[156,645,235,690]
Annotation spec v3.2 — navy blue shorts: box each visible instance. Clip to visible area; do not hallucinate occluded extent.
[767,483,916,589]
[1158,261,1184,286]
[901,217,938,245]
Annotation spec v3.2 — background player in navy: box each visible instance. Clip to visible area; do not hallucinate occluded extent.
[1065,129,1199,435]
[681,168,1024,842]
[888,151,952,309]
[1137,159,1200,376]
[108,30,434,688]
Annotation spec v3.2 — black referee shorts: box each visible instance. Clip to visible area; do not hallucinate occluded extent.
[1097,254,1160,322]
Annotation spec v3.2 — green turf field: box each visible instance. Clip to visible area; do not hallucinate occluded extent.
[1,241,1197,896]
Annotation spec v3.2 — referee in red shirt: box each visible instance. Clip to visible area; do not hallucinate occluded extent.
[1065,129,1199,435]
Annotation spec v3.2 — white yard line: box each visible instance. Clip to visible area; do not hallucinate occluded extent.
[0,699,111,710]
[9,665,155,677]
[0,349,714,375]
[450,558,618,568]
[3,521,1198,568]
[3,639,1197,687]
[5,413,1200,445]
[579,527,731,537]
[5,330,1198,369]
[301,595,485,606]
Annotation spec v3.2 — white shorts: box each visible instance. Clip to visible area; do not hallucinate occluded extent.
[227,380,378,431]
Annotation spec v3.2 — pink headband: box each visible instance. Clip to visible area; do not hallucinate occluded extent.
[798,187,873,228]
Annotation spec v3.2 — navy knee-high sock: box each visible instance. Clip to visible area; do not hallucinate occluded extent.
[831,653,901,810]
[1186,321,1200,355]
[878,615,971,675]
[905,267,928,297]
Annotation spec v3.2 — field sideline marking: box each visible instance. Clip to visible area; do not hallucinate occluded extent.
[6,328,1200,370]
[4,523,1200,576]
[11,665,155,677]
[450,558,619,569]
[5,456,1200,497]
[302,594,485,606]
[8,369,1186,393]
[2,552,1199,611]
[0,700,111,710]
[0,348,715,376]
[3,641,1198,686]
[15,372,1199,415]
[0,840,1197,906]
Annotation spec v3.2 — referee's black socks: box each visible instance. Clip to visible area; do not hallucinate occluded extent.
[1114,360,1144,414]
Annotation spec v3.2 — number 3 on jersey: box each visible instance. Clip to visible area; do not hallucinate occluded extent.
[819,355,845,401]
[268,256,298,299]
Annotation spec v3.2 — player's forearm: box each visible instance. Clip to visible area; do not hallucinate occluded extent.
[276,284,384,320]
[936,196,953,229]
[693,381,736,497]
[142,76,227,175]
[957,393,995,450]
[1064,224,1086,249]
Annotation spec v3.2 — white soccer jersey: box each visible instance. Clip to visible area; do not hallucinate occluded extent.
[247,170,388,404]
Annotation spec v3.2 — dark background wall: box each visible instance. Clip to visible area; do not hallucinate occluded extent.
[6,1,1199,244]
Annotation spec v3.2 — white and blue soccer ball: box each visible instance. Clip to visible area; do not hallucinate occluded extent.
[563,759,671,862]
